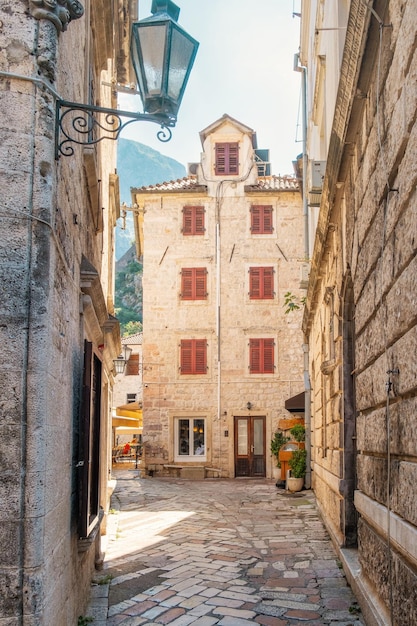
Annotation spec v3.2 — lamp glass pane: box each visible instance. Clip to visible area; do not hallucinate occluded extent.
[168,27,196,101]
[139,24,167,95]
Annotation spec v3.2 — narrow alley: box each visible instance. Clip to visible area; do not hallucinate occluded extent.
[87,470,365,626]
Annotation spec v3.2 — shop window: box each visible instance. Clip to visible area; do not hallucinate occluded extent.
[180,339,207,374]
[249,338,275,374]
[181,268,207,300]
[182,206,205,235]
[176,417,206,459]
[250,205,273,234]
[249,267,274,299]
[215,142,239,175]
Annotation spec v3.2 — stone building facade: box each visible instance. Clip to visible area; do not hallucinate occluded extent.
[132,115,305,480]
[0,1,134,623]
[299,0,417,624]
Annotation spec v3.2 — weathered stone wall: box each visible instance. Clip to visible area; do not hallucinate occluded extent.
[350,3,417,619]
[0,1,122,623]
[304,0,417,622]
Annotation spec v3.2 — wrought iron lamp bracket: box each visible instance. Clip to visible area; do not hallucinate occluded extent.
[55,100,175,159]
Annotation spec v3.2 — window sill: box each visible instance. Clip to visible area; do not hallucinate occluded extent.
[77,509,104,553]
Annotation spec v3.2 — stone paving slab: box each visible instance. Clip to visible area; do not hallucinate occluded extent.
[86,472,366,625]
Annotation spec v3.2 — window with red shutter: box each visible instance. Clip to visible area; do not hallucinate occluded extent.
[182,206,205,235]
[251,205,274,234]
[249,338,275,374]
[215,142,239,175]
[125,354,139,375]
[249,267,274,299]
[180,339,207,374]
[181,268,207,300]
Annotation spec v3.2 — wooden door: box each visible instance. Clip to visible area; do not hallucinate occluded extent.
[234,416,266,477]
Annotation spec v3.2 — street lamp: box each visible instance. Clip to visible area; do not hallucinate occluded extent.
[113,345,133,375]
[131,0,199,121]
[55,0,199,158]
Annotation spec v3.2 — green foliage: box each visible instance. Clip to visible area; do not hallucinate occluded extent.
[288,448,307,478]
[78,617,94,626]
[115,253,143,335]
[283,291,306,314]
[290,423,305,442]
[95,573,113,585]
[122,321,142,337]
[270,431,290,467]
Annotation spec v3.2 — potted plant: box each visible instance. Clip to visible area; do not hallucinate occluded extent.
[289,423,305,446]
[287,448,307,492]
[270,431,289,478]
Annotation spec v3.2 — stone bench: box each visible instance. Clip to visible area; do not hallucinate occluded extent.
[205,467,223,478]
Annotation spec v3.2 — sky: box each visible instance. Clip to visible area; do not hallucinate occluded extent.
[120,0,302,177]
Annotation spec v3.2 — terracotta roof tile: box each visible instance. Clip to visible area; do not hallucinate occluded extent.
[132,176,206,193]
[245,175,299,191]
[132,174,299,194]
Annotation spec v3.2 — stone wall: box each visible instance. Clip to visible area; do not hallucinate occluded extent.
[303,0,417,622]
[0,1,125,623]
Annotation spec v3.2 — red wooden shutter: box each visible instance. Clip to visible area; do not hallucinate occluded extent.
[181,339,207,374]
[215,144,226,175]
[125,354,139,375]
[249,268,261,298]
[181,269,193,299]
[249,267,274,299]
[263,206,273,233]
[251,206,261,233]
[195,206,205,234]
[195,339,207,374]
[195,268,207,299]
[263,267,274,298]
[181,268,207,300]
[183,207,192,234]
[249,339,261,373]
[263,338,275,373]
[183,206,205,235]
[228,143,239,174]
[251,206,273,234]
[215,143,239,175]
[249,338,274,373]
[181,340,193,373]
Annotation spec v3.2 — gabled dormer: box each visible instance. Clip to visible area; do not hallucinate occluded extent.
[197,114,260,186]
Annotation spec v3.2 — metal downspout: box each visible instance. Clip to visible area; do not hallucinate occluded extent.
[294,53,311,488]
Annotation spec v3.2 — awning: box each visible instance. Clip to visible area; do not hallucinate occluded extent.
[112,402,143,428]
[284,392,305,413]
[112,415,142,428]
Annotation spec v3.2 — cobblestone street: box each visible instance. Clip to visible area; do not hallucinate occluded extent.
[87,470,365,625]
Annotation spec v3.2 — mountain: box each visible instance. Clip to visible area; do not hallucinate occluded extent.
[116,138,186,260]
[115,139,186,334]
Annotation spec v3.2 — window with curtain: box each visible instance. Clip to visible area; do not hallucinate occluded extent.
[176,417,206,459]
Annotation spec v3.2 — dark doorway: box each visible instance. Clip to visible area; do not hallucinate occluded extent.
[234,416,266,477]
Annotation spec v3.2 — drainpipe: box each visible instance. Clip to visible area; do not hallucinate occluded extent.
[293,53,309,260]
[294,52,311,488]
